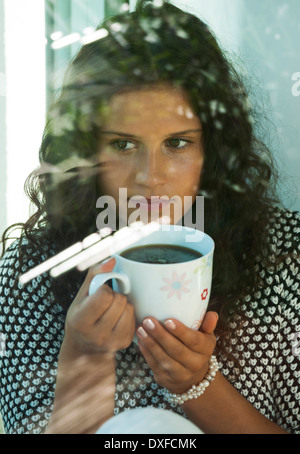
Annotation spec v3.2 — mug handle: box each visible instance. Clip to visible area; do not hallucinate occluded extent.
[89,272,131,296]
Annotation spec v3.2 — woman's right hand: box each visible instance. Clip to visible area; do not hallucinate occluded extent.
[47,258,133,433]
[62,257,136,357]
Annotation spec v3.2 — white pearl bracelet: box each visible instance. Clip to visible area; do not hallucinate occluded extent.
[163,355,219,405]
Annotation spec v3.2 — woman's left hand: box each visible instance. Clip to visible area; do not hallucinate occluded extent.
[136,311,218,394]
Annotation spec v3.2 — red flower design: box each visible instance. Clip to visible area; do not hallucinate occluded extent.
[201,288,208,301]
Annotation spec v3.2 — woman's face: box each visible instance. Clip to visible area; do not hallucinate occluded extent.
[97,86,204,226]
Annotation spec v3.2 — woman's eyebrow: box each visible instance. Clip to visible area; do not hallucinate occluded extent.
[166,129,203,137]
[101,131,139,138]
[101,129,202,138]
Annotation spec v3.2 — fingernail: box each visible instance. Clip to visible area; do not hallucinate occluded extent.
[92,258,112,272]
[143,318,155,330]
[164,319,176,330]
[101,257,115,267]
[137,327,148,338]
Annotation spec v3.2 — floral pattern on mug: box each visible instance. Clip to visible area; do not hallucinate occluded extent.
[193,252,213,277]
[191,319,201,330]
[160,271,192,300]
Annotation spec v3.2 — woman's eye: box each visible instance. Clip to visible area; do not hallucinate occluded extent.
[112,140,136,151]
[167,138,189,149]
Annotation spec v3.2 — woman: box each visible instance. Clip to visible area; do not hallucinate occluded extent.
[0,0,299,434]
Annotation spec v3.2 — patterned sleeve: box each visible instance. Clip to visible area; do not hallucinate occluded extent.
[272,210,300,433]
[216,209,300,434]
[0,239,66,434]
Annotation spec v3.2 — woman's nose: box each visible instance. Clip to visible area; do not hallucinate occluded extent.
[134,150,167,188]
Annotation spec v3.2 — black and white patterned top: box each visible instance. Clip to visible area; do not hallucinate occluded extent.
[0,208,299,434]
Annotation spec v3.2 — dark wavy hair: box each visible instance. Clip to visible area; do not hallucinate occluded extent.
[1,0,280,344]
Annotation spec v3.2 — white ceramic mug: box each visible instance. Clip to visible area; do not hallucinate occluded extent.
[89,226,214,330]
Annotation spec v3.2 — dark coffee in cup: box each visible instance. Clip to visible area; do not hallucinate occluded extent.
[120,244,202,264]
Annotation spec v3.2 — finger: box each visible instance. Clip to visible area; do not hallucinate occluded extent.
[137,330,186,378]
[92,292,135,348]
[75,257,116,301]
[163,317,216,355]
[137,327,204,393]
[96,292,129,330]
[138,318,201,370]
[110,303,136,349]
[137,336,164,371]
[72,284,115,327]
[199,311,219,334]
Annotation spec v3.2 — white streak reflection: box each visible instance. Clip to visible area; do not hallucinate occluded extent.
[51,33,81,49]
[80,28,109,45]
[19,219,170,284]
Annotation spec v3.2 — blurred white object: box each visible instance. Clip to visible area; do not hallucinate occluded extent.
[96,407,203,434]
[19,220,168,285]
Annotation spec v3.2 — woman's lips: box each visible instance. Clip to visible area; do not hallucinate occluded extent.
[124,196,178,224]
[129,196,172,209]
